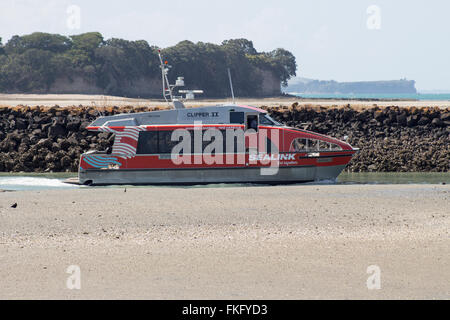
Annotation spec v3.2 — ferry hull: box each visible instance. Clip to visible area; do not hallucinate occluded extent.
[78,164,347,186]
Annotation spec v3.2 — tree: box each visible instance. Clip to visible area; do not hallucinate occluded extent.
[71,32,103,52]
[4,32,72,55]
[221,39,263,96]
[2,49,56,92]
[94,38,159,95]
[0,37,4,55]
[269,48,297,86]
[222,39,258,55]
[0,32,297,97]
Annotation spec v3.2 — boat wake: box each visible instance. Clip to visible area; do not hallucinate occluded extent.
[305,178,338,185]
[0,177,77,191]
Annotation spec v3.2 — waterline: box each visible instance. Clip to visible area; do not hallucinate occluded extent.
[0,172,448,191]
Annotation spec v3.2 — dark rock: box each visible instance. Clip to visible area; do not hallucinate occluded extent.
[396,114,407,126]
[431,118,443,127]
[417,116,430,126]
[37,138,53,149]
[31,129,43,136]
[33,115,51,125]
[80,121,91,130]
[374,111,385,122]
[59,139,71,151]
[0,105,449,174]
[60,155,72,168]
[66,121,80,131]
[48,123,67,138]
[441,112,450,122]
[41,122,52,132]
[406,115,417,127]
[15,118,28,130]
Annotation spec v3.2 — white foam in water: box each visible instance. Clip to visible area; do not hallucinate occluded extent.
[0,177,77,190]
[306,178,337,185]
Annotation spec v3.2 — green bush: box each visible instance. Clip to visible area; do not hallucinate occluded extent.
[0,32,297,97]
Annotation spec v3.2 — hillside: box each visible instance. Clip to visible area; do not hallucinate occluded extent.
[0,33,296,98]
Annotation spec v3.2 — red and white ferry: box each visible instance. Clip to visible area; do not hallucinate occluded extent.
[73,53,358,185]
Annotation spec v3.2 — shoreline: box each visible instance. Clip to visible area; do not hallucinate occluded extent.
[0,184,448,299]
[1,93,450,109]
[1,172,450,193]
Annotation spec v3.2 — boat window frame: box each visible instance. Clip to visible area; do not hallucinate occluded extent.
[259,114,280,126]
[290,137,343,152]
[229,111,245,124]
[245,113,259,132]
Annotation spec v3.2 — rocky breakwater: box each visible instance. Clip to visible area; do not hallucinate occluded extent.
[0,105,158,172]
[0,104,449,173]
[266,104,450,172]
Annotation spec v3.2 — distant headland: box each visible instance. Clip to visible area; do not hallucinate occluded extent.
[285,77,417,95]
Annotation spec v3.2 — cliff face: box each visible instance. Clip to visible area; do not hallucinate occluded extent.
[255,69,281,96]
[49,77,103,95]
[45,71,281,98]
[48,76,162,97]
[286,78,417,94]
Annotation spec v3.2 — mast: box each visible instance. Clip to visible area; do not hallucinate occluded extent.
[227,68,236,104]
[158,50,175,106]
[157,50,202,109]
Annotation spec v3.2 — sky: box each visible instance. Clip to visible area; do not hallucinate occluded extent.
[1,0,449,91]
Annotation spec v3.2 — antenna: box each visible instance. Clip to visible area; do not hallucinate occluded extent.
[227,68,235,104]
[157,50,203,109]
[179,90,204,100]
[157,50,185,109]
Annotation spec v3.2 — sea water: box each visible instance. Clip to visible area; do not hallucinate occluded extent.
[0,172,448,191]
[0,173,77,191]
[288,93,450,101]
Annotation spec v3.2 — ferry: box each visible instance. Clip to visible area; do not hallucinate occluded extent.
[70,52,359,186]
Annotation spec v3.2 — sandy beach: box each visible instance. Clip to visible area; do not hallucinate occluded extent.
[0,184,448,299]
[1,94,449,109]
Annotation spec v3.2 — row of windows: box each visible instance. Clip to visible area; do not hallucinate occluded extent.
[136,131,340,155]
[229,112,279,126]
[290,138,342,152]
[137,130,275,155]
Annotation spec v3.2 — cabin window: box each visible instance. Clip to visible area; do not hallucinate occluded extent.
[136,131,158,154]
[330,143,342,151]
[246,115,258,131]
[137,128,249,155]
[230,112,244,124]
[221,129,245,153]
[292,138,308,151]
[291,138,343,152]
[319,140,329,150]
[259,115,274,125]
[136,130,187,154]
[158,131,182,154]
[309,139,319,151]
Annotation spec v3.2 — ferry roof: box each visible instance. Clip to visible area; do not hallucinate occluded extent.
[87,104,268,129]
